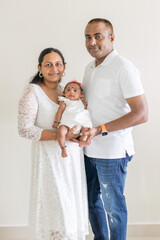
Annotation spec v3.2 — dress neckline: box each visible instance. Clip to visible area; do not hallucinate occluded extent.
[33,84,59,106]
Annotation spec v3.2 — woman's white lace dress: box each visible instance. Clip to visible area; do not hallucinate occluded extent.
[18,84,89,240]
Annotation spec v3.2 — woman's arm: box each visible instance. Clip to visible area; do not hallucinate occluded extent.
[18,85,44,141]
[40,126,80,141]
[39,130,57,140]
[18,85,57,141]
[18,86,79,141]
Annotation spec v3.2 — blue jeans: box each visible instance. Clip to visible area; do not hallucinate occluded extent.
[84,154,133,240]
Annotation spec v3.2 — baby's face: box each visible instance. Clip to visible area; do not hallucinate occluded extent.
[64,82,82,100]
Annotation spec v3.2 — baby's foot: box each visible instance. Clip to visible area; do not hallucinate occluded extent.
[79,140,91,148]
[61,146,68,158]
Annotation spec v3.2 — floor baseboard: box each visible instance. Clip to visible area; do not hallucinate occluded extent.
[127,224,160,237]
[0,226,28,239]
[0,224,160,239]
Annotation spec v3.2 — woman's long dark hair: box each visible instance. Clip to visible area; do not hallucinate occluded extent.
[30,48,66,84]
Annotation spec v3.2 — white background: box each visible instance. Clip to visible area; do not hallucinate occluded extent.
[0,0,160,227]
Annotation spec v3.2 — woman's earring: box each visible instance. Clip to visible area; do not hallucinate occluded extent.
[39,72,43,78]
[62,72,66,77]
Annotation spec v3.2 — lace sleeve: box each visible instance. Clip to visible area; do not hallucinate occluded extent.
[18,84,43,141]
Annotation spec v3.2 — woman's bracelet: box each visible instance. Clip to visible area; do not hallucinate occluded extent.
[54,121,61,124]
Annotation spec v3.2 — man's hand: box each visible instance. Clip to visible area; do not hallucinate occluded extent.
[81,126,101,144]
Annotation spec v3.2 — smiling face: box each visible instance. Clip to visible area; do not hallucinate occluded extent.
[38,52,65,83]
[64,82,82,101]
[85,22,115,66]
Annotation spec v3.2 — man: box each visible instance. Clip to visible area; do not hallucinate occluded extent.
[82,18,148,240]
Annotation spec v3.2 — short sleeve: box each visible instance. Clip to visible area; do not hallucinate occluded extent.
[118,62,144,99]
[18,84,43,141]
[58,96,68,103]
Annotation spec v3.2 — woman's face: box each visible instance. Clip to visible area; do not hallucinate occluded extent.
[38,52,65,83]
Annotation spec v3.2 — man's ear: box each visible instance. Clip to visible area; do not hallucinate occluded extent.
[110,34,115,42]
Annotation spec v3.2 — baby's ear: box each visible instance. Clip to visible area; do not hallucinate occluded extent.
[62,91,65,96]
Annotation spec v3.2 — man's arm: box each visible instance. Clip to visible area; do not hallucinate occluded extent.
[83,94,148,142]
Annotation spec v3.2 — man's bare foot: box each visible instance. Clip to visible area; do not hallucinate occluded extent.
[61,146,68,158]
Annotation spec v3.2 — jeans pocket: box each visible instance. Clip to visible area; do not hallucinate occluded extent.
[120,159,128,173]
[120,154,133,173]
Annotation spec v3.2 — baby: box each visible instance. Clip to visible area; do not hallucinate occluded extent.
[52,80,92,158]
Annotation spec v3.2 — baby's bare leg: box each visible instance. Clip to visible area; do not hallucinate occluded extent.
[58,125,69,158]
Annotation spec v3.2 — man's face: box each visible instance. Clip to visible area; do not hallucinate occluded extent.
[85,22,114,65]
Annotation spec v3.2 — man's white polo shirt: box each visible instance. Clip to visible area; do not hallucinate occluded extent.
[83,49,144,159]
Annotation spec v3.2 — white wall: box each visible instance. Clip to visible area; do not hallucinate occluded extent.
[0,0,160,227]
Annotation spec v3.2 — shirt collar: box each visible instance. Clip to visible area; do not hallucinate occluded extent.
[90,49,118,68]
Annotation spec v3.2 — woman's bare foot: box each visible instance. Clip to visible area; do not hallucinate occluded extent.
[61,146,68,158]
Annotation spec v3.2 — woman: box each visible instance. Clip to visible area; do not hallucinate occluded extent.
[18,48,88,240]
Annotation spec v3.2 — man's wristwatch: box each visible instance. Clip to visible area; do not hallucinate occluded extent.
[101,124,108,136]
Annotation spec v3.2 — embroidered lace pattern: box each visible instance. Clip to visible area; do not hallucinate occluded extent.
[18,84,88,240]
[18,84,43,141]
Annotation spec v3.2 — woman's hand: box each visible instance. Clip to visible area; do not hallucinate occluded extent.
[65,126,79,141]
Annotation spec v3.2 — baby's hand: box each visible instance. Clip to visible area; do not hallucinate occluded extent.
[52,121,59,128]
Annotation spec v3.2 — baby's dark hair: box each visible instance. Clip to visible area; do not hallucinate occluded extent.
[64,80,84,92]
